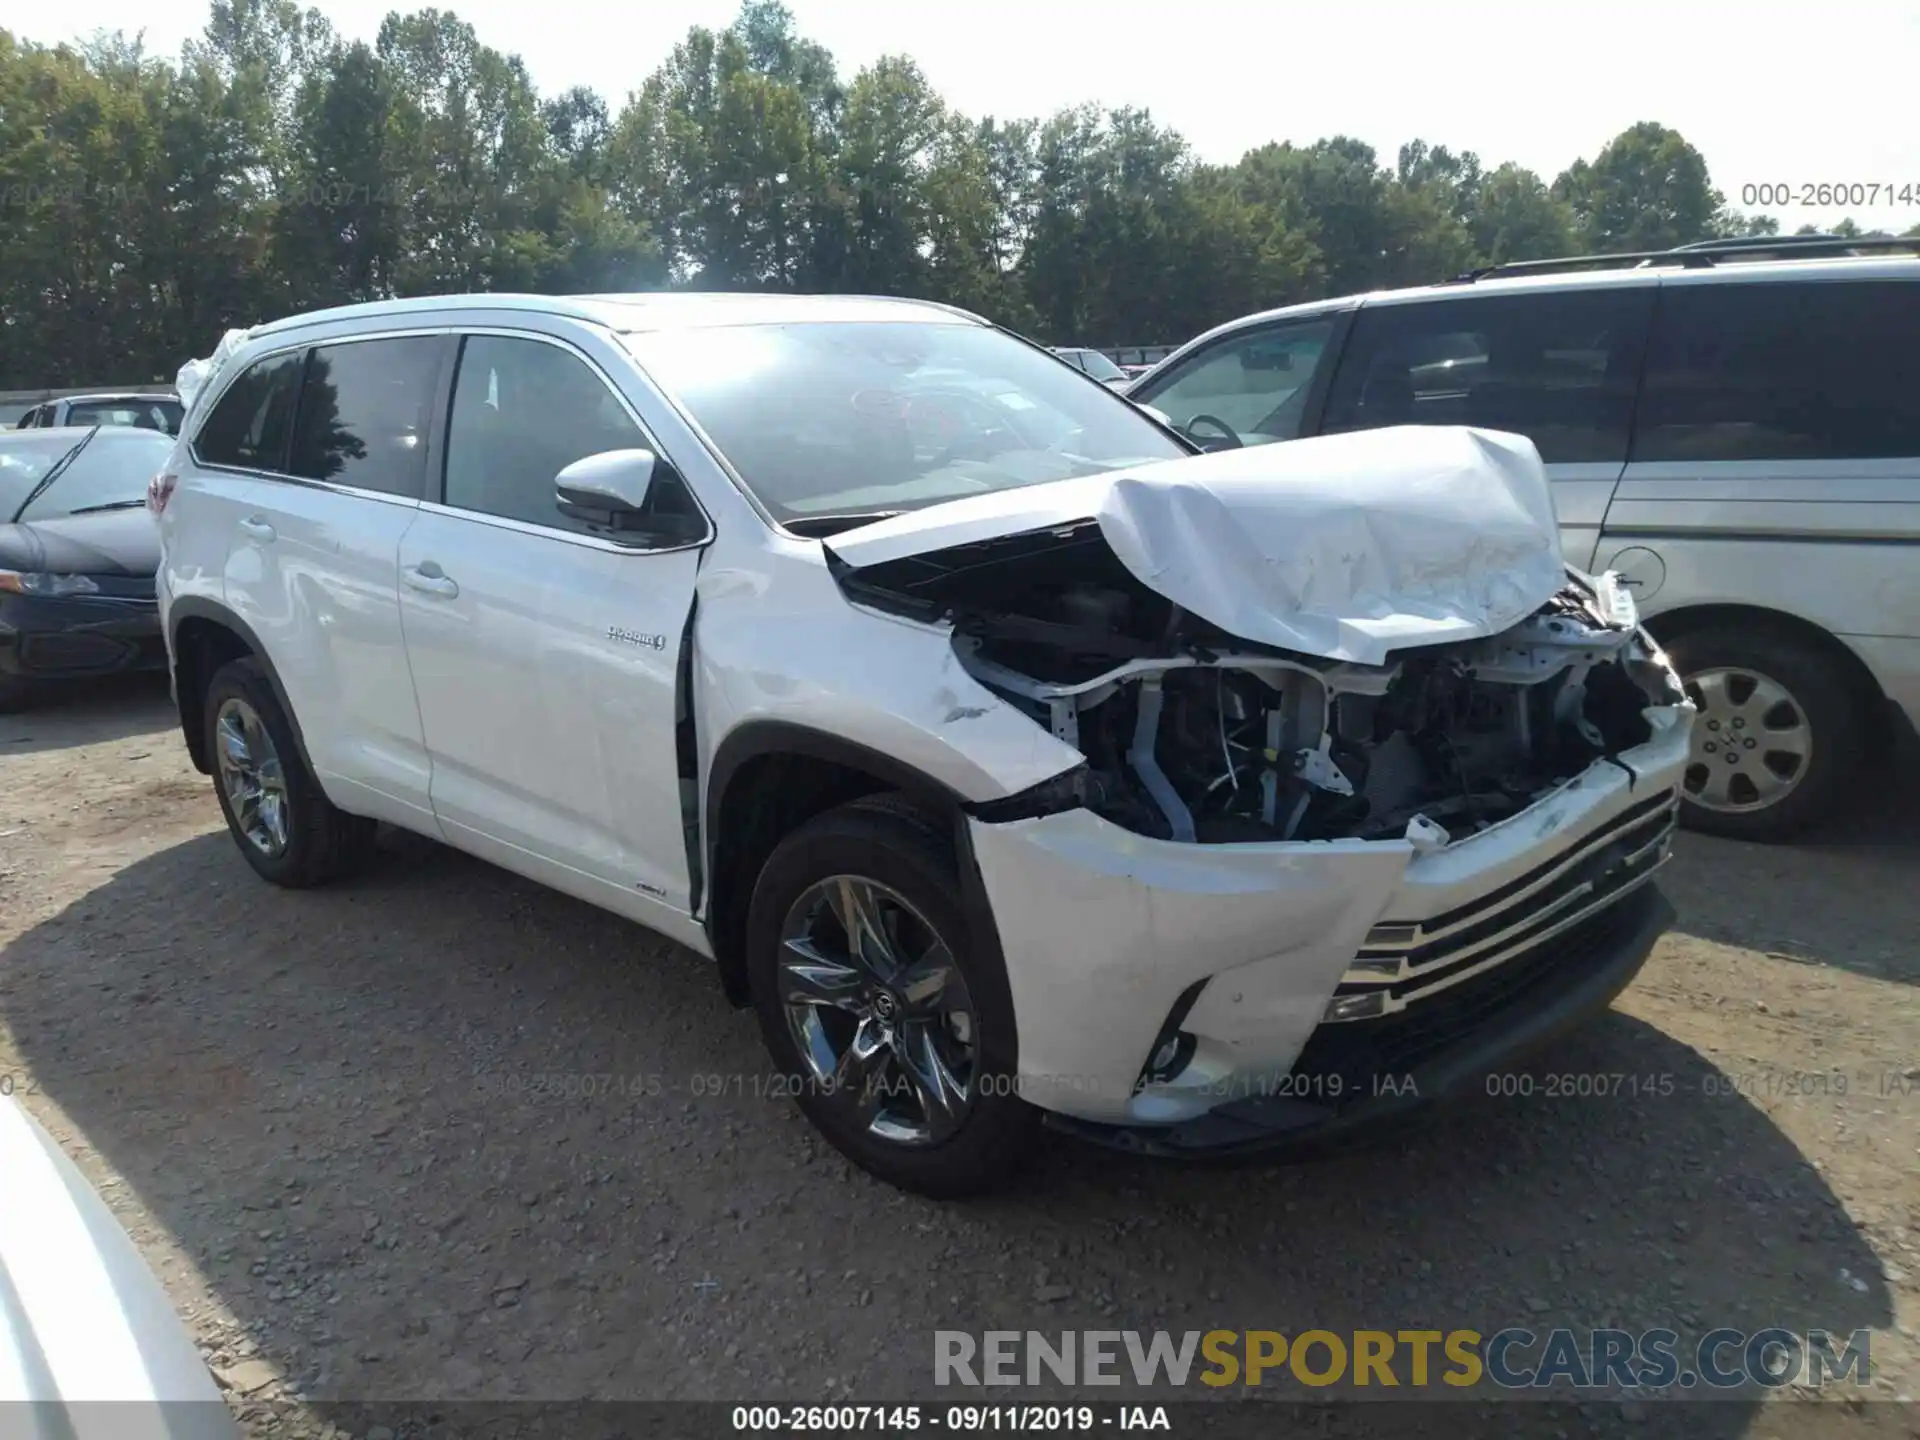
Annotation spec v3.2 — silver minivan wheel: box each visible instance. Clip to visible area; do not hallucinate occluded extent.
[1682,666,1814,814]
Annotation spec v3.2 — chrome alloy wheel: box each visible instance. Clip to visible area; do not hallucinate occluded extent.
[215,696,291,856]
[1682,666,1814,814]
[778,876,977,1147]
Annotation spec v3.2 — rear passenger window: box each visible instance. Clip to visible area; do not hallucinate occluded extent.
[195,352,304,471]
[443,335,685,536]
[1633,281,1920,463]
[288,337,442,497]
[1321,288,1655,464]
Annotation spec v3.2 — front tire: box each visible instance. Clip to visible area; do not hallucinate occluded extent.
[203,657,376,887]
[745,796,1038,1196]
[1666,626,1864,842]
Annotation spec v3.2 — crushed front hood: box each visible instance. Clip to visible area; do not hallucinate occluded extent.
[825,426,1567,667]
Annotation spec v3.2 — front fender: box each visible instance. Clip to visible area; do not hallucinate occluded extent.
[690,549,1084,815]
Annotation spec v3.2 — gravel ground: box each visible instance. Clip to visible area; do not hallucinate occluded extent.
[2,676,1918,1440]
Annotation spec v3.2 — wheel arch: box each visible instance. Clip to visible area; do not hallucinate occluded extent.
[700,721,1006,1010]
[168,598,317,779]
[1645,602,1889,710]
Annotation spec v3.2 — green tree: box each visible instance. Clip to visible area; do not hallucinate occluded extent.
[0,1,1809,381]
[1552,121,1722,252]
[1467,162,1576,264]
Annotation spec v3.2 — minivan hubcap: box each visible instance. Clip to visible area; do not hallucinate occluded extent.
[1682,667,1813,813]
[215,697,291,856]
[779,876,977,1147]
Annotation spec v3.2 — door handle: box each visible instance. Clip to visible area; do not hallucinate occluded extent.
[239,516,276,542]
[403,564,459,599]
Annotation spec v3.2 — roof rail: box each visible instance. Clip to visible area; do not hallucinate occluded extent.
[1449,233,1920,284]
[1670,233,1851,252]
[1447,250,1711,283]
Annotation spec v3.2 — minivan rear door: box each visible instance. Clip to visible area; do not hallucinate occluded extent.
[1315,282,1658,570]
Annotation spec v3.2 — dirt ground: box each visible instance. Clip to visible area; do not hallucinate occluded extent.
[2,676,1918,1439]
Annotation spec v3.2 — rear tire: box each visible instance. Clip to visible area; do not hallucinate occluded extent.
[1666,626,1864,842]
[203,657,377,887]
[745,795,1038,1197]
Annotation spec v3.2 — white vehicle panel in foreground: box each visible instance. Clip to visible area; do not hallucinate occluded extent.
[0,1097,237,1438]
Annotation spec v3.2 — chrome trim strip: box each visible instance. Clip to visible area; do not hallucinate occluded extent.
[1357,794,1678,961]
[1326,849,1671,1022]
[412,497,710,556]
[1344,817,1675,988]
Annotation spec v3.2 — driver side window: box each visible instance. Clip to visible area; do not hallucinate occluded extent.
[1137,319,1337,449]
[444,334,695,538]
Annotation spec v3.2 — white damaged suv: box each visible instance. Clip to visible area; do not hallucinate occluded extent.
[152,294,1693,1194]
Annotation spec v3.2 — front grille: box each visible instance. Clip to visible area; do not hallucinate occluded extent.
[17,630,141,674]
[1325,788,1678,1021]
[1290,884,1661,1086]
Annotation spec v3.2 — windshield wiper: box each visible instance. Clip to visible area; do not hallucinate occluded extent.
[10,437,95,522]
[64,498,148,515]
[783,510,905,538]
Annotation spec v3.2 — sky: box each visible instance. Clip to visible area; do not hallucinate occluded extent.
[4,0,1917,236]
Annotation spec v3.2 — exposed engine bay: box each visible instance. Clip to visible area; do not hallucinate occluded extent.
[835,519,1686,846]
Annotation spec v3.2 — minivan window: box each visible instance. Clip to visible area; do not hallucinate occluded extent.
[443,335,672,535]
[1321,288,1655,464]
[1634,280,1920,463]
[1135,318,1338,449]
[196,352,304,472]
[623,321,1186,527]
[289,337,441,498]
[65,398,184,435]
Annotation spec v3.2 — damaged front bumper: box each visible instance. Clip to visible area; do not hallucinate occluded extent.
[967,704,1691,1137]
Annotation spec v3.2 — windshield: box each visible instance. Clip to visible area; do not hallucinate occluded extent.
[15,428,175,521]
[0,433,91,519]
[623,322,1187,527]
[1077,351,1127,382]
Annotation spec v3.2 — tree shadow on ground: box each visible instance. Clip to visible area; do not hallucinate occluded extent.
[0,672,174,755]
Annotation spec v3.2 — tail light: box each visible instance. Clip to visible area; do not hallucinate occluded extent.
[147,470,178,515]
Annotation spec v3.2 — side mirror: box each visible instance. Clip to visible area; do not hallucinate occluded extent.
[1135,402,1173,428]
[555,448,657,530]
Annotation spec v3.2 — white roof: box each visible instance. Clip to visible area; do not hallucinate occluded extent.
[249,291,981,341]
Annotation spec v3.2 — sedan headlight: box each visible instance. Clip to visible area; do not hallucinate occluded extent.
[0,570,100,596]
